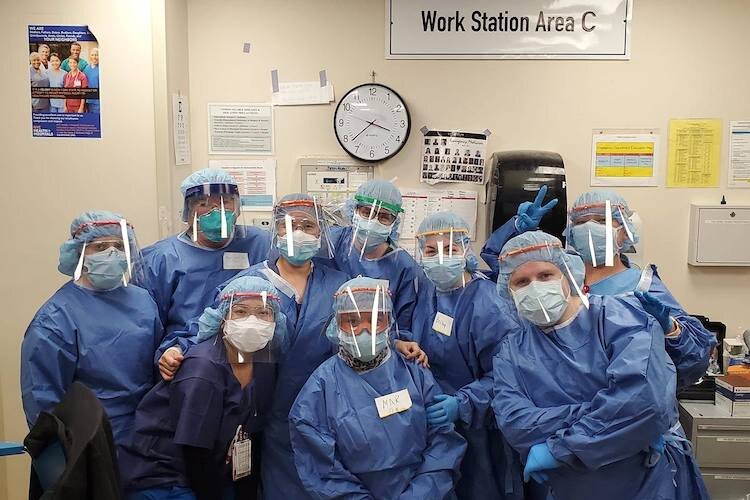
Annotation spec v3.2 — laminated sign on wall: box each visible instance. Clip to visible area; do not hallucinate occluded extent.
[386,0,632,59]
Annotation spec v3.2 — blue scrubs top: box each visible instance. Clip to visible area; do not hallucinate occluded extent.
[290,351,467,500]
[21,281,163,445]
[492,294,708,500]
[415,276,523,499]
[327,226,420,340]
[141,226,270,354]
[120,338,275,493]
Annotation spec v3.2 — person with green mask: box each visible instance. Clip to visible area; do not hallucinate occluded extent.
[142,168,270,374]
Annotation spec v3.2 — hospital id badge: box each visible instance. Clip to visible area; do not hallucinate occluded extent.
[374,389,412,419]
[432,312,453,336]
[231,435,252,480]
[223,252,250,270]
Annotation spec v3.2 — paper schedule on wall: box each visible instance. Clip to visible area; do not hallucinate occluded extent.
[666,119,721,188]
[208,103,274,155]
[209,159,276,211]
[399,189,478,241]
[590,130,659,187]
[729,121,750,188]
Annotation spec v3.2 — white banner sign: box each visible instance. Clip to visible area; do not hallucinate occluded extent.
[386,0,632,60]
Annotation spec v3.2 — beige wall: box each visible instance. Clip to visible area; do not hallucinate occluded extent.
[0,1,161,498]
[184,0,750,336]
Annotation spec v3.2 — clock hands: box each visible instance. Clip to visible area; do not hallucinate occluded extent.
[352,119,377,141]
[351,115,392,133]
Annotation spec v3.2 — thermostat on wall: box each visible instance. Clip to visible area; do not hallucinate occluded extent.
[299,156,374,205]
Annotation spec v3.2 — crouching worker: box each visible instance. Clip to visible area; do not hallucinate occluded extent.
[289,277,467,499]
[120,276,286,500]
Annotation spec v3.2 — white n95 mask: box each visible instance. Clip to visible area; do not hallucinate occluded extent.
[510,278,569,327]
[223,315,275,353]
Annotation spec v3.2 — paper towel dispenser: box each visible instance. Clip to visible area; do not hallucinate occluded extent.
[688,204,750,266]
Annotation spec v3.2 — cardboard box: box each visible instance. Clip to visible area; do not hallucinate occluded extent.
[715,374,750,417]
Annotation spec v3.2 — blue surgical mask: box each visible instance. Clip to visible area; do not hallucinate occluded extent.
[569,221,621,267]
[277,230,321,265]
[509,278,569,327]
[339,328,389,362]
[352,214,393,252]
[198,208,236,242]
[422,255,466,291]
[84,248,128,290]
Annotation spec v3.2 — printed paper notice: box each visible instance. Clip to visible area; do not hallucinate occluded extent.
[399,189,478,240]
[208,159,276,211]
[420,130,488,185]
[667,119,721,188]
[729,121,750,188]
[172,95,191,165]
[591,130,659,186]
[208,103,273,155]
[272,81,334,106]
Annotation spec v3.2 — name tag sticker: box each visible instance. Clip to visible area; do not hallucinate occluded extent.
[374,388,412,419]
[223,252,250,270]
[432,312,453,336]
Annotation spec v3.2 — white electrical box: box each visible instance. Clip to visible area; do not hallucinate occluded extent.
[688,204,750,266]
[299,156,374,205]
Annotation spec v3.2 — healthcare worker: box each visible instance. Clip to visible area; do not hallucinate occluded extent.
[143,168,270,365]
[290,276,467,499]
[326,180,427,363]
[482,188,715,390]
[21,210,163,446]
[413,212,523,500]
[120,276,285,500]
[564,190,716,388]
[491,231,709,500]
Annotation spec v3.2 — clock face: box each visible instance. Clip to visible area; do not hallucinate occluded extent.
[334,83,410,162]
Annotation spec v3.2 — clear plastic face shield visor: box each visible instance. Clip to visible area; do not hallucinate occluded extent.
[349,194,403,260]
[183,183,245,243]
[499,240,590,322]
[72,219,144,289]
[566,200,638,268]
[221,291,280,364]
[415,227,470,288]
[273,198,333,259]
[332,285,394,359]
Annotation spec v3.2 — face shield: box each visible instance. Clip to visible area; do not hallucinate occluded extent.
[566,200,638,268]
[71,219,144,290]
[221,291,280,364]
[331,285,394,361]
[272,197,332,264]
[349,195,403,259]
[415,227,469,290]
[183,183,245,243]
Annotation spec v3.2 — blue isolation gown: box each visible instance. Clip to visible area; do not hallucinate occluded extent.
[492,294,709,500]
[21,281,164,446]
[414,275,524,500]
[141,226,270,353]
[327,226,420,341]
[290,351,467,499]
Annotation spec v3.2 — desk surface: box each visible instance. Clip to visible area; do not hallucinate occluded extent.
[680,401,750,421]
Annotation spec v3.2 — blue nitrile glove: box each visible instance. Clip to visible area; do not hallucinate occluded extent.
[426,394,460,426]
[635,291,674,334]
[523,442,561,483]
[515,185,559,233]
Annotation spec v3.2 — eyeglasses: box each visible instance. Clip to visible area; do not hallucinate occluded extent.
[87,239,126,253]
[356,204,397,225]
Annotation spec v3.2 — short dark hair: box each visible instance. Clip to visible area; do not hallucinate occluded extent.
[71,42,81,48]
[49,52,61,60]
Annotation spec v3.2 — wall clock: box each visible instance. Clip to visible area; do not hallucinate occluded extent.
[333,83,411,162]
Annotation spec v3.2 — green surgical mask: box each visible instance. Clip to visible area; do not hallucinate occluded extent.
[198,208,236,242]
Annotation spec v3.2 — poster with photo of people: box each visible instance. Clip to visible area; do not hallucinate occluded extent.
[420,129,488,185]
[28,25,100,138]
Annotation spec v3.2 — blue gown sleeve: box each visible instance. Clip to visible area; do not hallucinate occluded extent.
[20,306,78,427]
[491,337,592,458]
[289,375,374,500]
[480,217,519,278]
[647,269,716,388]
[393,267,418,342]
[546,300,674,471]
[168,357,226,449]
[398,366,467,499]
[140,245,173,330]
[455,294,519,428]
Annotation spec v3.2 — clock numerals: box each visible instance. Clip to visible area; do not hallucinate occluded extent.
[369,149,375,158]
[337,118,344,127]
[344,103,352,112]
[396,136,401,143]
[342,135,348,142]
[369,87,376,96]
[400,120,406,128]
[384,146,390,155]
